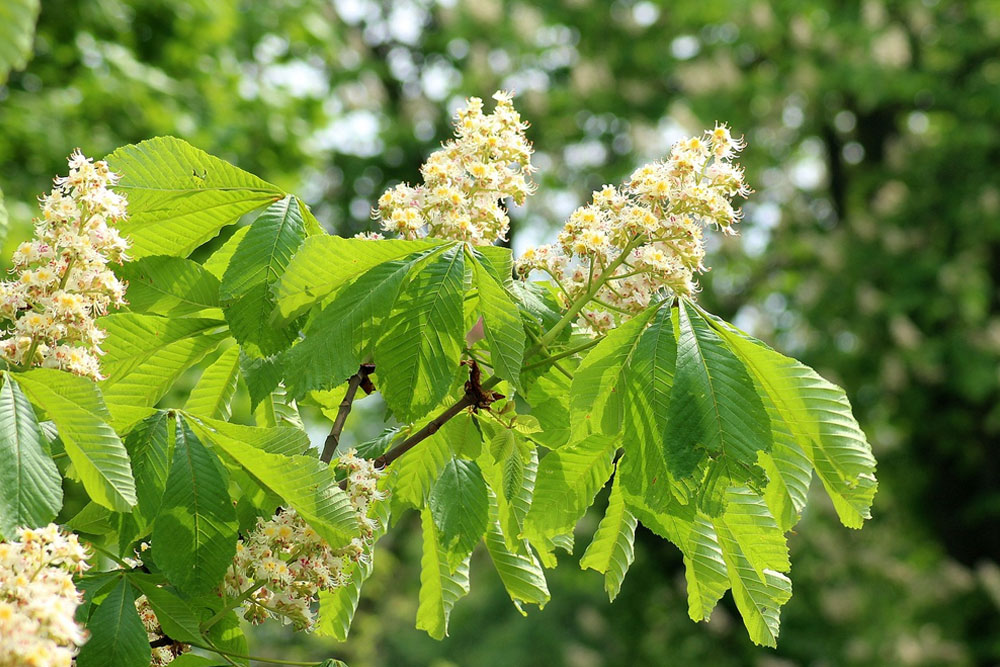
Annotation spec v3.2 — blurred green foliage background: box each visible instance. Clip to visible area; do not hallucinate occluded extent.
[2,0,999,664]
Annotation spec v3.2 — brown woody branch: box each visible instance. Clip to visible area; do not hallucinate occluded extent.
[320,363,375,464]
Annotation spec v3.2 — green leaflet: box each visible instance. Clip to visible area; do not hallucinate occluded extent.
[522,433,618,553]
[389,427,454,510]
[665,300,771,514]
[478,431,537,553]
[239,351,284,411]
[375,246,466,422]
[0,0,40,85]
[122,411,171,527]
[0,375,62,538]
[484,488,550,613]
[275,235,445,320]
[128,573,204,645]
[524,367,571,449]
[106,136,284,258]
[76,577,149,667]
[188,414,310,456]
[203,611,248,665]
[185,346,241,420]
[98,314,227,409]
[152,416,238,595]
[187,415,359,548]
[417,506,471,640]
[203,226,251,279]
[252,385,304,430]
[221,195,307,357]
[14,369,136,512]
[710,315,877,528]
[468,247,525,389]
[580,461,637,602]
[428,458,489,572]
[115,255,222,317]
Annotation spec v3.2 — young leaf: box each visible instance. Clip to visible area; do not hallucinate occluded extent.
[469,249,525,389]
[76,577,149,667]
[0,375,62,538]
[711,318,878,528]
[221,195,307,357]
[185,346,241,420]
[484,488,549,613]
[580,461,637,602]
[14,369,136,512]
[376,246,466,422]
[122,411,171,526]
[152,417,238,595]
[417,507,471,640]
[389,427,455,510]
[664,300,771,510]
[115,255,221,316]
[275,235,445,320]
[428,458,489,572]
[478,438,537,554]
[106,136,284,258]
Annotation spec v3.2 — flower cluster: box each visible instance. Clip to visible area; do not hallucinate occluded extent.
[135,594,190,666]
[374,91,536,245]
[0,524,90,667]
[222,450,386,631]
[0,150,130,380]
[516,125,749,333]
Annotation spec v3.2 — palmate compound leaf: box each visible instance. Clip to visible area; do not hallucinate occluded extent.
[428,458,489,573]
[106,136,285,259]
[220,195,308,357]
[0,375,62,538]
[705,310,878,528]
[417,506,471,640]
[579,460,637,602]
[468,247,525,390]
[152,416,238,596]
[13,369,136,512]
[274,235,446,320]
[375,245,467,422]
[664,299,772,515]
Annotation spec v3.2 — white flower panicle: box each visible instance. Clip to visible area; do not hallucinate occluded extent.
[515,125,750,333]
[374,91,536,245]
[223,450,386,631]
[0,150,130,380]
[135,594,190,666]
[0,524,90,667]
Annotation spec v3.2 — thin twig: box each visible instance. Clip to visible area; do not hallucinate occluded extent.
[320,364,373,464]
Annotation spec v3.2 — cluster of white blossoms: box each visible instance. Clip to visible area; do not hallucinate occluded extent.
[223,450,386,631]
[0,150,129,380]
[516,125,750,333]
[135,594,189,666]
[0,525,90,667]
[374,91,536,245]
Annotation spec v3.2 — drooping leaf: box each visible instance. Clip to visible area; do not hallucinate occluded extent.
[416,507,471,640]
[239,351,284,411]
[376,246,466,422]
[478,435,538,553]
[0,0,40,84]
[484,488,549,613]
[275,235,445,320]
[184,346,240,420]
[389,427,454,509]
[152,417,238,595]
[116,255,221,316]
[524,368,571,449]
[579,461,637,602]
[76,577,149,667]
[106,136,284,258]
[202,611,248,666]
[428,458,489,572]
[469,248,525,389]
[252,385,304,430]
[221,195,307,357]
[0,375,62,538]
[14,369,136,512]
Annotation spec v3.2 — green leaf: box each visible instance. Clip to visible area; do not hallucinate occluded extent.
[522,433,618,548]
[152,417,238,595]
[389,427,454,509]
[185,346,240,420]
[123,411,171,526]
[478,437,537,554]
[187,414,309,456]
[186,415,359,548]
[484,488,549,613]
[116,255,221,316]
[275,235,445,320]
[67,501,116,536]
[203,226,251,279]
[711,317,878,528]
[580,461,637,602]
[221,196,307,356]
[0,0,40,84]
[665,300,771,512]
[470,249,525,389]
[712,486,790,579]
[203,611,248,666]
[428,458,489,572]
[106,136,284,258]
[128,575,204,644]
[76,577,150,667]
[14,369,136,512]
[524,368,571,449]
[99,314,227,409]
[284,251,433,398]
[252,385,304,430]
[0,376,62,538]
[416,506,471,640]
[239,351,283,411]
[376,246,466,422]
